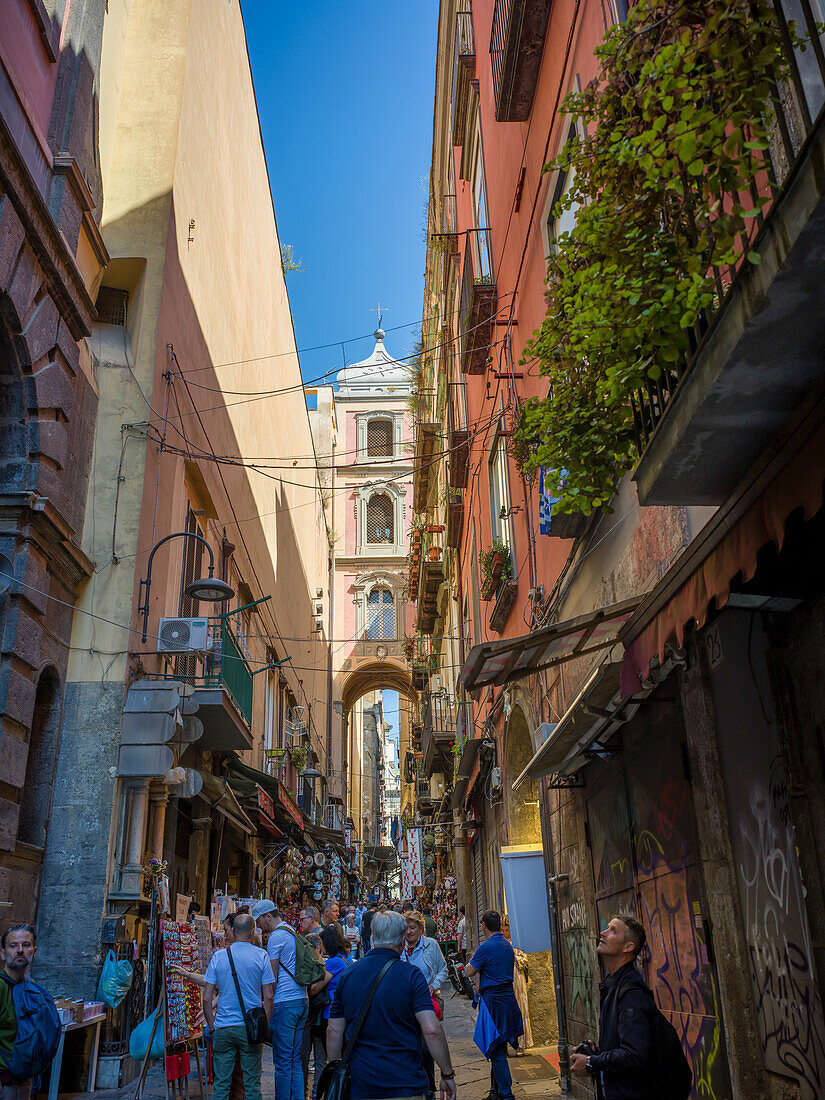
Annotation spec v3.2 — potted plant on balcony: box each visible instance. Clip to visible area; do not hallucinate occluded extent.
[403,634,415,662]
[427,544,443,562]
[480,539,511,600]
[265,747,288,761]
[289,745,307,772]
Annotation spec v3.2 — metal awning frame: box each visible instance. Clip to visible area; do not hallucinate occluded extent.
[458,596,643,692]
[512,648,685,790]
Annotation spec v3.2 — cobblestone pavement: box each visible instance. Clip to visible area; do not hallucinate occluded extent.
[64,993,560,1100]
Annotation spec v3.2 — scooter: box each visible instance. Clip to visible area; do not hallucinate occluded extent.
[446,951,476,1001]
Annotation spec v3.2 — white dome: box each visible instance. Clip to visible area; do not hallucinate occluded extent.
[337,329,412,397]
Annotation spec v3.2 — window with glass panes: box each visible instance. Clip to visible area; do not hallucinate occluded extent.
[366,588,395,640]
[489,434,514,554]
[366,418,394,457]
[366,493,394,543]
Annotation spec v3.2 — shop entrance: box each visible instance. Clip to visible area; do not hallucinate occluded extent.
[585,702,731,1099]
[503,705,557,1047]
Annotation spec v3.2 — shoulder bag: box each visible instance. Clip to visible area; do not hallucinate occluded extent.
[315,958,397,1100]
[226,946,269,1045]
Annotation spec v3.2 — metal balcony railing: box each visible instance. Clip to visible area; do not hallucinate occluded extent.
[174,620,254,727]
[490,0,510,110]
[632,0,825,453]
[452,10,476,146]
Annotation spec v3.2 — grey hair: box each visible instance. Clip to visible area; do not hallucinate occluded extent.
[370,910,407,949]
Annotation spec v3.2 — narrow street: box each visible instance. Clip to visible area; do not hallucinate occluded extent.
[62,994,560,1100]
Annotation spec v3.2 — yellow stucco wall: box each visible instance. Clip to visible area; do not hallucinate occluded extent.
[68,0,330,773]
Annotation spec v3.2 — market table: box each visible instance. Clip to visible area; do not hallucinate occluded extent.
[46,1013,105,1100]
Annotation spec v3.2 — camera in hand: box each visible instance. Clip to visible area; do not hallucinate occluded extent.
[573,1040,597,1055]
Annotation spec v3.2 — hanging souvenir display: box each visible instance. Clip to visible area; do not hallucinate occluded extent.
[162,921,202,1043]
[193,916,212,972]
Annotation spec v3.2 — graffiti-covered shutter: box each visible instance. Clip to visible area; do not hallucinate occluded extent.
[585,718,732,1100]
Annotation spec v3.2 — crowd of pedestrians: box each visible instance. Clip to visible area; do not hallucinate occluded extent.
[0,898,683,1100]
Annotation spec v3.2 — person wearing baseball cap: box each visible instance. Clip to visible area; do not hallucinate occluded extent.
[252,901,307,1100]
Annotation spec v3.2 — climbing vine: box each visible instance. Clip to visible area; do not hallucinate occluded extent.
[516,0,798,514]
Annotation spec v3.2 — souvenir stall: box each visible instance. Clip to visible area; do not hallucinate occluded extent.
[132,918,207,1100]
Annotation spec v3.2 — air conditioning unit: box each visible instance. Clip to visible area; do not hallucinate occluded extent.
[416,779,430,800]
[311,617,323,633]
[430,772,445,800]
[157,617,211,654]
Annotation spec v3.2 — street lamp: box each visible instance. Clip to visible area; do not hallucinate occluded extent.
[139,531,234,642]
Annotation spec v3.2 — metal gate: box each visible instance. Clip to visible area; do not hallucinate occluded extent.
[472,838,486,943]
[585,718,731,1100]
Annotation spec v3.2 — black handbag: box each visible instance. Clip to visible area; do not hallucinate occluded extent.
[226,945,270,1045]
[316,958,397,1100]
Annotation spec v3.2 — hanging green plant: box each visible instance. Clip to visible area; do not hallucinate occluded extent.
[289,745,308,772]
[517,0,801,515]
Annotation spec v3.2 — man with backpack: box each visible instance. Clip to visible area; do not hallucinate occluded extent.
[252,901,324,1100]
[0,924,60,1100]
[570,915,692,1100]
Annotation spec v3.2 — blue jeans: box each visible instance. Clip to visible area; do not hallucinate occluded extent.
[271,998,308,1100]
[489,1040,514,1100]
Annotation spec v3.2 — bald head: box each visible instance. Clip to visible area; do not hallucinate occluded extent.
[233,913,255,940]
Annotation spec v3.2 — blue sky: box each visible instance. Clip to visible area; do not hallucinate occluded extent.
[242,0,439,384]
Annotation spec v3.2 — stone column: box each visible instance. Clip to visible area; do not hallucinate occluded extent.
[148,782,169,861]
[120,781,150,896]
[189,816,212,909]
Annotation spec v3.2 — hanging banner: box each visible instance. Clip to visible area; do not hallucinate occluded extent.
[401,853,416,900]
[406,827,423,891]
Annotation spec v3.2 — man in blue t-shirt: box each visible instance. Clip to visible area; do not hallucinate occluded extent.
[203,914,275,1100]
[465,911,524,1100]
[327,911,457,1100]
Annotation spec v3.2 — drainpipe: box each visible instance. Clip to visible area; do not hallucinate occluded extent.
[538,675,570,1091]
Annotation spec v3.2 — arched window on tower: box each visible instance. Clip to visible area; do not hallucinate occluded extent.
[366,587,395,640]
[366,493,394,544]
[366,418,394,457]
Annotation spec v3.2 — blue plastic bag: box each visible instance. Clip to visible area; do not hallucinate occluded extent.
[129,1006,165,1061]
[97,949,133,1008]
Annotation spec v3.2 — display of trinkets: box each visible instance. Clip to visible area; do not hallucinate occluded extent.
[194,916,212,973]
[162,920,202,1043]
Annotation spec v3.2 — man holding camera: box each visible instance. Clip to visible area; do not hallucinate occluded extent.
[569,915,653,1100]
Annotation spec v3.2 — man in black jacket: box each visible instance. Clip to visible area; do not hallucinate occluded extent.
[570,915,654,1100]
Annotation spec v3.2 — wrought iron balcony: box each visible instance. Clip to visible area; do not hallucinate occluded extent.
[451,11,476,148]
[633,1,825,506]
[421,693,475,774]
[460,229,496,375]
[490,0,552,122]
[178,620,254,750]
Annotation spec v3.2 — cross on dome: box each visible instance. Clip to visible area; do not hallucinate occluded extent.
[337,311,411,397]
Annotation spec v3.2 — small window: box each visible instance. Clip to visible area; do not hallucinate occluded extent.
[366,588,395,640]
[546,126,580,254]
[366,494,394,544]
[367,419,394,457]
[96,286,128,326]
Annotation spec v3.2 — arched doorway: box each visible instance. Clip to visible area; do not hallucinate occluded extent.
[19,667,63,849]
[505,706,541,846]
[503,703,559,1049]
[340,661,417,899]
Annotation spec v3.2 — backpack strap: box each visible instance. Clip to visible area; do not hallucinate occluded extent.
[341,958,397,1064]
[226,946,249,1018]
[270,925,307,986]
